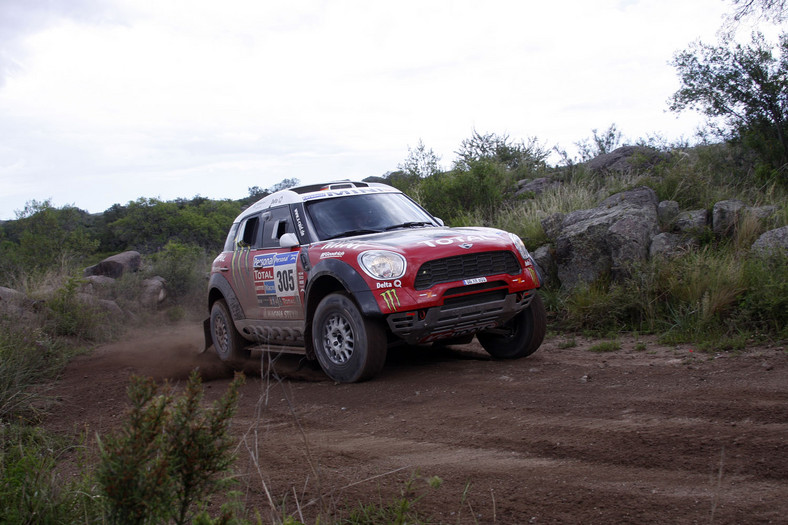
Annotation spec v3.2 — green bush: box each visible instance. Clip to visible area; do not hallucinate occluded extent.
[149,241,208,302]
[0,323,63,423]
[97,371,245,525]
[0,425,100,523]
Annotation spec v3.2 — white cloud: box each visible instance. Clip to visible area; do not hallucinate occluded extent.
[0,0,737,219]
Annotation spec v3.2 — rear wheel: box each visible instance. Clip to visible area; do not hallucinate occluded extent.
[210,299,249,366]
[478,294,546,359]
[312,293,387,383]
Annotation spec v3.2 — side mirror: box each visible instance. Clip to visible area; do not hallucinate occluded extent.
[279,232,299,248]
[434,217,445,227]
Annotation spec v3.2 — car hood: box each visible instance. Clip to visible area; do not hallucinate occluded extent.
[313,226,519,256]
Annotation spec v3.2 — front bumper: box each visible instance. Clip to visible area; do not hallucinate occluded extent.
[386,290,535,345]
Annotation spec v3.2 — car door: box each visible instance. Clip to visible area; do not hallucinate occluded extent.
[249,205,305,321]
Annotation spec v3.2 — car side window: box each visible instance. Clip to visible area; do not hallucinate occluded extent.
[237,216,261,249]
[262,206,295,249]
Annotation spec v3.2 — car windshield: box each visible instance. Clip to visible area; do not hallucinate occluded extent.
[305,192,437,241]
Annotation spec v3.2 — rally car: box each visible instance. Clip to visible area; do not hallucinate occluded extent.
[205,181,545,382]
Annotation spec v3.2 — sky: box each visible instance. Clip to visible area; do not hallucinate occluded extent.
[0,0,751,220]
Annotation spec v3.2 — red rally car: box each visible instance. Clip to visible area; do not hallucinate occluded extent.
[205,180,545,382]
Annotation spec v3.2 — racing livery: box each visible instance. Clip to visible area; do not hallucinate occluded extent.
[205,181,546,382]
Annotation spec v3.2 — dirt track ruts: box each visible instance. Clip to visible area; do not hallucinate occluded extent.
[46,324,788,524]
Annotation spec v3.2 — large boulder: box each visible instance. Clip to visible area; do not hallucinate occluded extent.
[657,200,679,227]
[515,177,561,197]
[546,186,659,289]
[751,226,788,256]
[712,200,746,237]
[586,146,668,173]
[649,232,699,259]
[84,251,141,279]
[141,276,167,307]
[674,209,709,234]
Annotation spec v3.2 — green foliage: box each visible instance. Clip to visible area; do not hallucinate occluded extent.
[0,324,61,423]
[735,252,788,336]
[0,425,101,524]
[45,275,108,340]
[454,129,549,178]
[556,123,623,165]
[398,139,442,179]
[670,31,788,179]
[107,197,241,253]
[97,371,245,525]
[149,241,208,301]
[340,473,442,525]
[0,199,99,279]
[418,159,518,224]
[589,340,622,353]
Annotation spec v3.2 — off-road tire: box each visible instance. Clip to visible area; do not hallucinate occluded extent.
[312,293,387,383]
[210,299,250,366]
[477,293,546,359]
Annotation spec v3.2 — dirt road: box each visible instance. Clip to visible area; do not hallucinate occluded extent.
[46,324,788,524]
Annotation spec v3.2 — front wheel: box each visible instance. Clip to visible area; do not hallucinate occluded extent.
[312,293,387,383]
[478,294,546,359]
[210,299,250,366]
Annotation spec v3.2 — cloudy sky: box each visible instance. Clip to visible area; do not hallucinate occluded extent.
[0,0,742,219]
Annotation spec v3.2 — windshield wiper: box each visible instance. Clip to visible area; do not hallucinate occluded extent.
[384,221,433,231]
[324,228,382,240]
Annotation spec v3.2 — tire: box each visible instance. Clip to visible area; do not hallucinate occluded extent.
[312,293,387,383]
[477,293,546,359]
[210,299,249,366]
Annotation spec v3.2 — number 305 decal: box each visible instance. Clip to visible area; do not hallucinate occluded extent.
[273,252,298,297]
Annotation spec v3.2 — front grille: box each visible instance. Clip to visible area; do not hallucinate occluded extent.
[414,251,521,290]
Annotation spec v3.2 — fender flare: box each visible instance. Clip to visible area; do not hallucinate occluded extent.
[305,258,381,317]
[208,272,245,321]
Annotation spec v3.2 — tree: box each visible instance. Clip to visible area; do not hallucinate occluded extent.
[729,0,787,23]
[398,139,441,179]
[454,130,548,177]
[669,31,788,174]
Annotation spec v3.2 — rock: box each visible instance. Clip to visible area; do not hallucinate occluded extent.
[84,251,141,279]
[541,213,565,240]
[586,146,668,173]
[552,186,659,289]
[82,275,116,295]
[531,245,555,286]
[712,200,746,237]
[750,226,788,256]
[141,276,167,306]
[0,286,32,318]
[657,200,679,227]
[745,205,778,224]
[649,232,699,258]
[674,209,708,234]
[516,177,561,197]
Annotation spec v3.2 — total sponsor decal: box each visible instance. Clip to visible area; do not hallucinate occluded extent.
[252,252,301,304]
[417,234,497,248]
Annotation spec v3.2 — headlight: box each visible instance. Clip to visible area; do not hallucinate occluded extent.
[508,233,531,261]
[359,251,406,279]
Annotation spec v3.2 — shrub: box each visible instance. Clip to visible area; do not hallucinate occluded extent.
[149,241,208,304]
[97,370,245,525]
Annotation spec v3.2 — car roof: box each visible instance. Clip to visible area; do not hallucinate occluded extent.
[238,180,401,220]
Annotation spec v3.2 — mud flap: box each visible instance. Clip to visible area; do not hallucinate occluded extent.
[202,318,212,353]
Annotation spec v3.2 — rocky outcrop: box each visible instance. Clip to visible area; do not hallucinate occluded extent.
[84,251,141,278]
[516,177,561,197]
[545,186,659,290]
[751,226,788,256]
[535,186,784,290]
[586,146,669,173]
